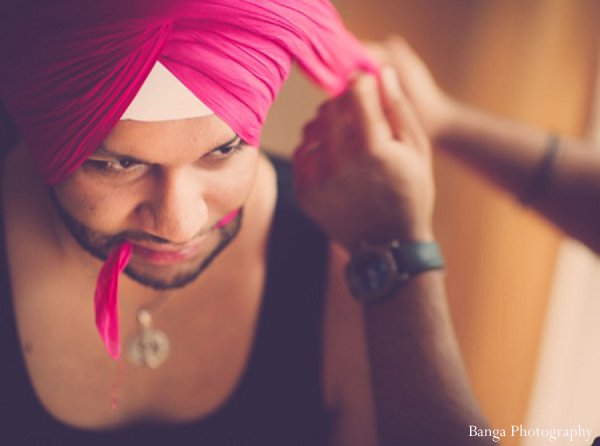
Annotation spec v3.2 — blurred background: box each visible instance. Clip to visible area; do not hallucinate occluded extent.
[262,1,600,444]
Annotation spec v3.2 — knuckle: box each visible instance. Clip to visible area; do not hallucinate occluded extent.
[345,82,371,113]
[385,35,406,50]
[337,83,354,100]
[317,100,331,114]
[351,73,376,95]
[318,99,338,119]
[302,119,319,137]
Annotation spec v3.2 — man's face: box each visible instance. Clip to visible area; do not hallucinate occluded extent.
[52,116,259,289]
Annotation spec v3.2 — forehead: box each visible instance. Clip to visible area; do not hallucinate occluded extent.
[99,115,236,164]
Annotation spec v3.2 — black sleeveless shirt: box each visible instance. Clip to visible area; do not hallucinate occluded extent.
[0,155,331,445]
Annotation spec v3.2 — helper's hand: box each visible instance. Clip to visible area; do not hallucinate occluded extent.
[366,37,456,147]
[293,67,435,251]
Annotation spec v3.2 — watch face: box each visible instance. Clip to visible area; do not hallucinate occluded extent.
[346,249,396,301]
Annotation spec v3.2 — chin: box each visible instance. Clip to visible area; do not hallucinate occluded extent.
[122,230,236,290]
[123,265,205,290]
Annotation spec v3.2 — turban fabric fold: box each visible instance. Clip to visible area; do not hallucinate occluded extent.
[0,0,377,359]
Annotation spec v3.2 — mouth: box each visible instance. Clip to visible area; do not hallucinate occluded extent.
[131,236,208,265]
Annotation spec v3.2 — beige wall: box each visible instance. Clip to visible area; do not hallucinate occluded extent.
[525,57,600,445]
[262,1,600,444]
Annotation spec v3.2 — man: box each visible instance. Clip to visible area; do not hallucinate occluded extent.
[0,1,490,444]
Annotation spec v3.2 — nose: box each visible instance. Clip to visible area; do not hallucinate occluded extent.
[138,168,208,244]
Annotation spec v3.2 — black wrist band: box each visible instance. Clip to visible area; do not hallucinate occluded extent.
[519,134,560,206]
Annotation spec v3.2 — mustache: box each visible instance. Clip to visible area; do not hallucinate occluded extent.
[100,230,177,248]
[48,188,242,251]
[49,190,176,248]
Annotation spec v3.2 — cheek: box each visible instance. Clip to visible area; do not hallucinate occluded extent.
[53,173,136,233]
[204,150,260,214]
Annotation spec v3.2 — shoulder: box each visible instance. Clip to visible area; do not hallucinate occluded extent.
[2,145,64,267]
[266,152,328,260]
[263,153,377,443]
[267,153,292,181]
[267,153,297,210]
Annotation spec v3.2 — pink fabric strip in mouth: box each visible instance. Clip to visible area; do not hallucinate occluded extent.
[94,208,236,359]
[94,242,133,360]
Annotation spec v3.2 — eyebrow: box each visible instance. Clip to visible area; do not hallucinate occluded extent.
[93,134,241,162]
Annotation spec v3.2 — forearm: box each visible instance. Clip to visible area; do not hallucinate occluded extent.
[363,271,492,445]
[439,100,600,252]
[294,69,496,444]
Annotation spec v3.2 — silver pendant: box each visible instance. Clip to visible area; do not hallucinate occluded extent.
[127,309,170,369]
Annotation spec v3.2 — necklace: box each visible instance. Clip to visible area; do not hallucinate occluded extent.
[126,294,171,369]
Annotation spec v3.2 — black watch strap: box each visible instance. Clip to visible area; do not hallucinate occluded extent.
[345,240,445,304]
[390,241,445,276]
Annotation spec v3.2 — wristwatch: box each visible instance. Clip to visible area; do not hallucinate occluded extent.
[345,240,445,303]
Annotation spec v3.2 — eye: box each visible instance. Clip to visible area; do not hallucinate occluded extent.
[204,138,245,162]
[84,157,147,176]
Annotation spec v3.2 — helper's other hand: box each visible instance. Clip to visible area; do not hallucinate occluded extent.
[366,37,456,147]
[293,67,435,251]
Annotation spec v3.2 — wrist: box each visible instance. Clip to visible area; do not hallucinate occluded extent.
[392,214,436,245]
[404,223,435,244]
[347,224,435,252]
[345,239,445,303]
[431,95,468,149]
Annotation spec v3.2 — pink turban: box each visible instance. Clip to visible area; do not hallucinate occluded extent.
[1,0,377,184]
[0,0,377,359]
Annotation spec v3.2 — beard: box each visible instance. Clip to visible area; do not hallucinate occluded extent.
[49,191,243,290]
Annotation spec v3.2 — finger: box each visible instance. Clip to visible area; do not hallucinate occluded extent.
[383,37,439,103]
[293,139,325,197]
[299,99,341,153]
[385,36,431,78]
[363,40,390,66]
[298,97,351,169]
[294,139,321,158]
[300,117,323,142]
[347,73,393,150]
[379,65,429,151]
[316,97,357,159]
[296,117,326,158]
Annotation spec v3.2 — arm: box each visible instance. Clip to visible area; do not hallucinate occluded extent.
[293,68,492,444]
[373,37,600,253]
[364,270,486,444]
